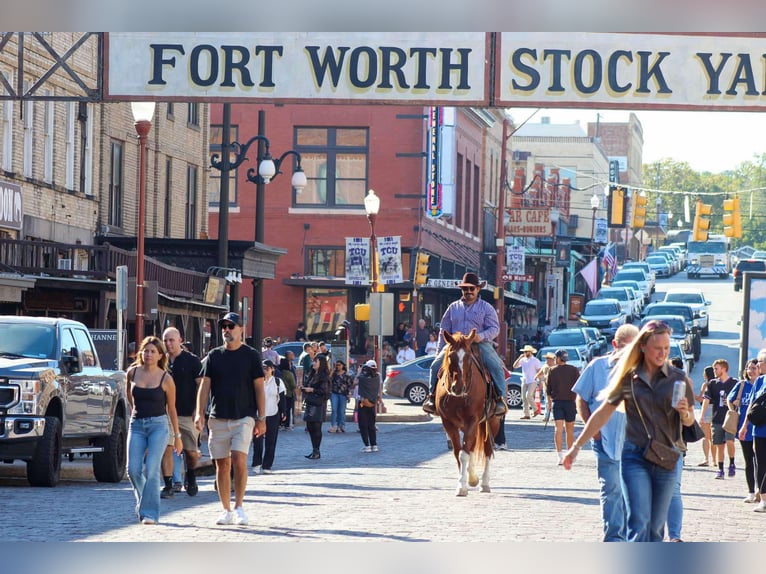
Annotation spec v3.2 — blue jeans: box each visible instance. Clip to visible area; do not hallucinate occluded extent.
[429,341,506,400]
[592,438,626,542]
[172,450,183,484]
[666,455,684,540]
[621,440,680,542]
[330,393,348,429]
[127,415,169,522]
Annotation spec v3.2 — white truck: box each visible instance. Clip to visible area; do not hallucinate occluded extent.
[686,235,731,279]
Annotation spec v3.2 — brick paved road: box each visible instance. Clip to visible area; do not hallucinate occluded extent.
[1,399,763,543]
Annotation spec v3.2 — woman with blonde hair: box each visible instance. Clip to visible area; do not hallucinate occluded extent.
[563,320,696,542]
[126,336,182,525]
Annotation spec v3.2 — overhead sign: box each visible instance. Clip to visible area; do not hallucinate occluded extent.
[0,180,22,231]
[506,208,551,237]
[496,32,766,111]
[425,106,456,219]
[106,32,490,104]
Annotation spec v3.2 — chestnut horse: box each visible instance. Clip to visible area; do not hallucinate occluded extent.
[435,329,501,496]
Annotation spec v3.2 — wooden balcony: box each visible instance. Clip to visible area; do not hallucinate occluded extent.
[0,238,207,301]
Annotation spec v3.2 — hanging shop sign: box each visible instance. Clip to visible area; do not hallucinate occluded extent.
[506,208,551,237]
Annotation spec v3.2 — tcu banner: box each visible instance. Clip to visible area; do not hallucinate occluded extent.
[506,245,525,275]
[377,236,403,285]
[345,237,371,285]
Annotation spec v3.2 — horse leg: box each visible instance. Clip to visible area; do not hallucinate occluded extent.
[463,424,480,488]
[442,421,462,467]
[456,449,470,497]
[480,455,492,493]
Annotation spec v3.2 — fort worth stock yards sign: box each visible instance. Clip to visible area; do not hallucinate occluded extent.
[106,32,766,111]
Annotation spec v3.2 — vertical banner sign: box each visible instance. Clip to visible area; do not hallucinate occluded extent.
[595,218,608,243]
[345,237,371,285]
[506,245,525,276]
[377,236,403,285]
[609,160,620,184]
[555,240,571,267]
[425,107,456,219]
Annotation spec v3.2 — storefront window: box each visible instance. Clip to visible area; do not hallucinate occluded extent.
[304,288,348,338]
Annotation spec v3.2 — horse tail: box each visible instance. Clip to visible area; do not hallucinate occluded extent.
[471,417,493,470]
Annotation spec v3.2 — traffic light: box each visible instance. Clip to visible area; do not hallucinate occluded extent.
[631,193,648,228]
[607,185,626,228]
[413,252,430,286]
[723,195,742,238]
[693,199,712,241]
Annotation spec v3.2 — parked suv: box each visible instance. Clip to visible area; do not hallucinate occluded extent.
[595,287,636,322]
[612,268,652,302]
[733,259,766,292]
[640,314,698,365]
[662,288,711,336]
[641,302,702,359]
[577,298,626,338]
[546,328,595,362]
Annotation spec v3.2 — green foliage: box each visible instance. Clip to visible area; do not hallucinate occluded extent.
[644,156,766,248]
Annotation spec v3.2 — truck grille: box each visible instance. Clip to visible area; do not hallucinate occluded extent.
[700,255,715,267]
[0,386,18,408]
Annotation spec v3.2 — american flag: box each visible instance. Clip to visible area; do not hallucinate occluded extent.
[603,242,618,282]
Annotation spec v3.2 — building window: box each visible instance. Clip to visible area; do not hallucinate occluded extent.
[294,127,368,208]
[65,102,76,190]
[307,247,345,277]
[164,158,172,236]
[208,124,238,207]
[186,164,198,239]
[83,103,93,195]
[454,152,463,227]
[305,288,348,338]
[472,163,480,235]
[108,140,123,226]
[166,102,174,119]
[2,71,13,173]
[187,103,199,127]
[43,93,53,183]
[23,80,34,178]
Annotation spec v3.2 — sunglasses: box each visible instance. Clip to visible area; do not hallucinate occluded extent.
[643,319,669,331]
[461,286,477,293]
[221,323,237,330]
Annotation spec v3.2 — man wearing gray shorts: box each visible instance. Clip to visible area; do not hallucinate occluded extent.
[195,312,266,526]
[700,359,738,479]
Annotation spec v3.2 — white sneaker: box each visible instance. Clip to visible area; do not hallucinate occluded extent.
[141,517,156,525]
[744,492,758,503]
[371,445,379,452]
[251,465,262,475]
[361,445,372,453]
[754,501,766,513]
[261,468,274,474]
[233,506,248,525]
[216,510,235,525]
[557,451,564,466]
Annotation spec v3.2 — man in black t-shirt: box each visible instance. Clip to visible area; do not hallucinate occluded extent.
[195,312,265,527]
[161,327,203,497]
[701,359,738,479]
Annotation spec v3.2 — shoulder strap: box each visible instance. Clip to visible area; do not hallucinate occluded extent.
[629,373,653,440]
[160,371,167,385]
[736,378,745,402]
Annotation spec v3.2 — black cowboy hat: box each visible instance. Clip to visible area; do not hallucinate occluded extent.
[456,272,486,289]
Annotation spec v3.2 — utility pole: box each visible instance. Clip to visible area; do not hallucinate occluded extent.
[495,118,510,363]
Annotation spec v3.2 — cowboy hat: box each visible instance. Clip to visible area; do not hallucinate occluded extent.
[456,272,486,289]
[544,351,556,359]
[522,344,537,353]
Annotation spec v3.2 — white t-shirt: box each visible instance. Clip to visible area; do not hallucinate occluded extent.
[518,355,542,384]
[425,341,438,356]
[263,375,286,416]
[397,347,416,364]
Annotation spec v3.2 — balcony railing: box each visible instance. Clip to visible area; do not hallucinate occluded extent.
[0,238,207,301]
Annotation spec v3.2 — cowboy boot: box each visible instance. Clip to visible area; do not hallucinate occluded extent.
[422,394,436,414]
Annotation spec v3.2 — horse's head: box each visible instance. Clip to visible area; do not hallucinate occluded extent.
[442,329,477,392]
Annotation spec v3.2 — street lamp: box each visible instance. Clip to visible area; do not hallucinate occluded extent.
[550,207,560,257]
[210,109,306,345]
[655,196,662,250]
[130,101,155,347]
[590,193,600,258]
[364,189,381,369]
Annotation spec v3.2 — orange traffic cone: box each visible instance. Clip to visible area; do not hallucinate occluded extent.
[534,387,542,416]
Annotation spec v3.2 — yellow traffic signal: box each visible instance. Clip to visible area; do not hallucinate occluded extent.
[693,200,712,241]
[631,193,648,228]
[413,252,430,286]
[723,195,742,238]
[608,185,626,227]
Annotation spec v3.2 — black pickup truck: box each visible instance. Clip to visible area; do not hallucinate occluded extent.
[0,316,128,486]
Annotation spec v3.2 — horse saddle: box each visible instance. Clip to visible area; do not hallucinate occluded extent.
[467,345,501,417]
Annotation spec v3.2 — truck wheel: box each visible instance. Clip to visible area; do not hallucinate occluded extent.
[26,416,62,487]
[93,414,127,483]
[702,324,709,337]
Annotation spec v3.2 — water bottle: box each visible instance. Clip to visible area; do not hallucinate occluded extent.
[672,380,686,408]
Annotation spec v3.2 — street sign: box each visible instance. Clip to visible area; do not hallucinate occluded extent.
[502,274,534,282]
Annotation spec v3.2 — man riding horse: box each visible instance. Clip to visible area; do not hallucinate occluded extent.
[422,273,508,417]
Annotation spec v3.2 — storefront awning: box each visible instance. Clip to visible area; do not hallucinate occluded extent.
[0,273,36,302]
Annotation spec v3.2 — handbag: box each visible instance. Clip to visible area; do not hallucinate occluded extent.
[722,381,745,434]
[302,402,322,422]
[359,397,376,408]
[630,375,680,472]
[681,419,705,443]
[746,392,766,427]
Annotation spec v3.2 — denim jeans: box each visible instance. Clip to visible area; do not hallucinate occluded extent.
[127,415,169,522]
[330,393,348,429]
[429,341,506,399]
[621,439,680,542]
[666,455,684,540]
[172,450,183,484]
[592,438,626,542]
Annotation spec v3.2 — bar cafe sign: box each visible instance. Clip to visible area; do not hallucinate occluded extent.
[106,32,766,111]
[506,209,551,237]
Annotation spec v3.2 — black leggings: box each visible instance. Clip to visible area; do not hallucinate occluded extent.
[306,421,323,451]
[754,436,766,494]
[358,405,377,447]
[740,439,757,493]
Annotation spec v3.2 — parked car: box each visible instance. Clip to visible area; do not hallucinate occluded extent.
[273,341,334,369]
[653,249,679,274]
[545,328,594,362]
[612,268,652,302]
[658,245,686,270]
[535,346,587,371]
[752,250,766,260]
[621,261,656,292]
[595,287,636,322]
[662,288,711,336]
[669,339,694,374]
[582,327,608,356]
[505,371,523,409]
[611,280,644,316]
[641,302,702,358]
[639,314,698,363]
[577,298,626,339]
[733,259,766,291]
[645,255,672,278]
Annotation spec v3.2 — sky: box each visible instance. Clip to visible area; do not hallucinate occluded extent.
[508,107,766,174]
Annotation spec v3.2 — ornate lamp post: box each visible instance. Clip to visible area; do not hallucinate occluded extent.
[364,189,381,369]
[590,193,600,257]
[130,102,155,347]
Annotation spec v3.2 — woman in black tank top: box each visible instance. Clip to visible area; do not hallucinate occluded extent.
[126,336,182,525]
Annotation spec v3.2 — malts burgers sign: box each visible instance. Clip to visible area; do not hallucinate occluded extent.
[106,32,766,111]
[506,209,551,237]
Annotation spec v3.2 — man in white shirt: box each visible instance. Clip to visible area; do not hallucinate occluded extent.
[397,341,416,364]
[513,344,542,420]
